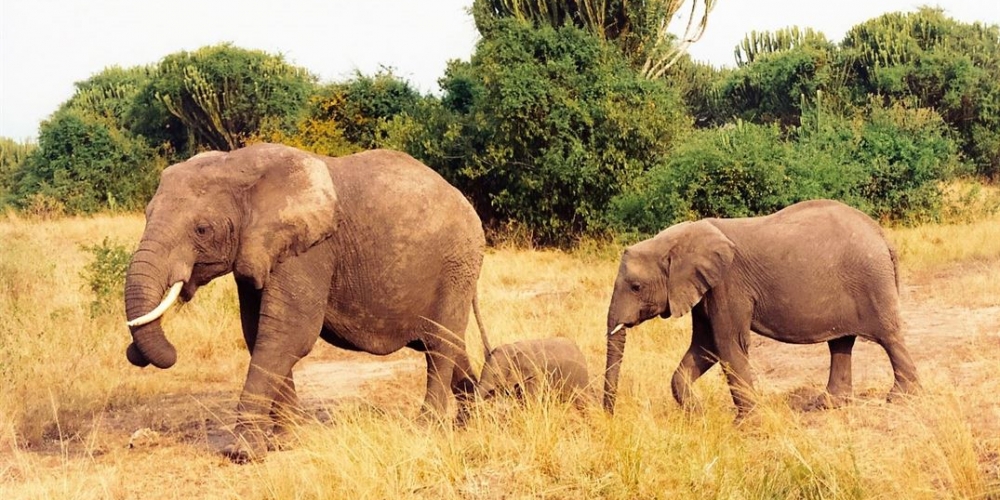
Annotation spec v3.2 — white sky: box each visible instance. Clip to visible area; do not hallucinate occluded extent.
[1,0,998,141]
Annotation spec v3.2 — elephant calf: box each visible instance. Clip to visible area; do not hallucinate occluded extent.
[478,337,590,406]
[603,199,920,417]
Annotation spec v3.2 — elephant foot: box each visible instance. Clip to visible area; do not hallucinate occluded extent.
[802,392,849,412]
[677,398,705,415]
[886,384,920,404]
[222,428,269,464]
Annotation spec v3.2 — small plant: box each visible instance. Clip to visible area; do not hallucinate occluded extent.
[80,237,132,317]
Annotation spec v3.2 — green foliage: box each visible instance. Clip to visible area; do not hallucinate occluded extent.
[311,70,423,150]
[385,20,690,244]
[722,41,842,128]
[608,122,797,233]
[137,44,317,152]
[609,101,958,235]
[735,27,832,67]
[850,102,958,221]
[0,138,36,207]
[842,8,1000,177]
[10,109,161,214]
[473,0,717,78]
[80,237,132,317]
[660,56,732,128]
[61,65,155,130]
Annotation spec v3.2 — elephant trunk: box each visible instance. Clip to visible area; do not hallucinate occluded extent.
[603,324,627,413]
[124,244,179,369]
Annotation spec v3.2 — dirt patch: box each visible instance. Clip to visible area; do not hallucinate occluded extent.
[295,350,424,406]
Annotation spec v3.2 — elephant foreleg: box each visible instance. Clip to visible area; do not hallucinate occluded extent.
[706,298,756,419]
[270,369,305,434]
[671,308,718,410]
[224,249,331,463]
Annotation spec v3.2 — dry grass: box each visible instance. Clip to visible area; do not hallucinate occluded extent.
[1,212,998,499]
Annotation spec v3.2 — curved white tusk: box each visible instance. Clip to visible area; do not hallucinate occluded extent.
[126,282,183,328]
[609,324,625,336]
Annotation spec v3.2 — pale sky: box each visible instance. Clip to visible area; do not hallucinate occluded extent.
[1,0,998,141]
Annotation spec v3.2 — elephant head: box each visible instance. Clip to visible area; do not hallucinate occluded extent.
[603,220,735,412]
[124,144,339,369]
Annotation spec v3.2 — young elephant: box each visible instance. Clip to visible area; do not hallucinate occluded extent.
[478,337,590,405]
[603,199,919,417]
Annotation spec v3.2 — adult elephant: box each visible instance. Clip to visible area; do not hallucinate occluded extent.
[603,199,919,417]
[124,143,490,462]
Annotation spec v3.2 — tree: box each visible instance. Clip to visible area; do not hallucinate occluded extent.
[0,138,36,207]
[135,44,317,152]
[11,109,161,214]
[385,19,690,244]
[473,0,717,78]
[50,66,157,135]
[311,70,423,150]
[841,8,1000,177]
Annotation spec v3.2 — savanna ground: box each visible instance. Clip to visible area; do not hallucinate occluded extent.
[2,189,1000,499]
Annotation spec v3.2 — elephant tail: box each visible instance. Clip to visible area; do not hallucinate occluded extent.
[473,292,493,360]
[888,239,901,294]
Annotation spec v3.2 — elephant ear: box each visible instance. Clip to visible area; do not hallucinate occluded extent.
[663,221,735,318]
[233,145,339,289]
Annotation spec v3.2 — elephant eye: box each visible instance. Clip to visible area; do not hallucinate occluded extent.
[195,224,211,236]
[630,282,642,293]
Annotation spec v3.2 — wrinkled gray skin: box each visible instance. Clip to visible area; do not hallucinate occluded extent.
[478,338,590,405]
[603,199,920,417]
[124,143,489,463]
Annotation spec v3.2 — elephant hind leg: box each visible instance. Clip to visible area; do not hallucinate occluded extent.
[875,333,920,400]
[421,347,458,419]
[416,313,472,421]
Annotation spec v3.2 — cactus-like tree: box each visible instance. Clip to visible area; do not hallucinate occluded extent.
[473,0,717,79]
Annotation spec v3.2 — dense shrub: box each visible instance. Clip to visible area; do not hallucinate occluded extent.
[131,44,317,153]
[10,109,161,214]
[313,71,423,150]
[0,138,36,207]
[608,122,797,234]
[721,39,841,128]
[609,101,958,235]
[842,8,1000,177]
[385,19,690,244]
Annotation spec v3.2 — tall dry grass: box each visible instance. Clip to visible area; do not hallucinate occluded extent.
[0,211,998,499]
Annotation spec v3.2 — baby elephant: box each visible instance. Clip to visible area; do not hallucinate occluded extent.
[477,337,590,405]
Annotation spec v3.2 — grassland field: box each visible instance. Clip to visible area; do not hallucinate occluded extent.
[1,197,999,499]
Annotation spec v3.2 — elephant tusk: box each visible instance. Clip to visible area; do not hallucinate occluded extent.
[608,323,625,336]
[126,282,183,328]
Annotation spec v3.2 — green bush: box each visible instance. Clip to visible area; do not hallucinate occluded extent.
[132,44,317,153]
[609,101,958,236]
[0,138,36,207]
[10,109,162,214]
[852,102,958,222]
[386,19,690,245]
[607,122,797,234]
[841,8,1000,177]
[312,70,423,150]
[80,237,132,317]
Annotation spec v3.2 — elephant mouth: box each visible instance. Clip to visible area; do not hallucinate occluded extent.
[183,261,231,300]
